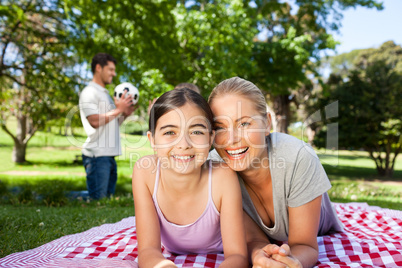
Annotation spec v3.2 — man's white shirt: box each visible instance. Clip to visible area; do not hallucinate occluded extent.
[79,82,121,157]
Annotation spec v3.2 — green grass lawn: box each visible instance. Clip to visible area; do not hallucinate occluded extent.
[0,123,152,258]
[0,198,134,258]
[0,123,401,259]
[316,148,402,210]
[318,149,402,179]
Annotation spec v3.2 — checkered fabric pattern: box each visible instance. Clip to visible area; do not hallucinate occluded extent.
[316,203,402,267]
[1,203,401,268]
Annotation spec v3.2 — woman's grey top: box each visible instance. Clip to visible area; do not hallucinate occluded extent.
[208,132,343,241]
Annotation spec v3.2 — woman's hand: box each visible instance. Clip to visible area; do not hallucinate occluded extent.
[252,244,302,268]
[252,247,285,268]
[269,244,302,268]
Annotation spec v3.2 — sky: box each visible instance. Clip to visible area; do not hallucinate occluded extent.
[329,0,402,55]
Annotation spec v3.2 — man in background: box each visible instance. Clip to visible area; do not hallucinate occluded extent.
[79,53,136,199]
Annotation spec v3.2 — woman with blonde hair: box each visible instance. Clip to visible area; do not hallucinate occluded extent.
[208,77,342,268]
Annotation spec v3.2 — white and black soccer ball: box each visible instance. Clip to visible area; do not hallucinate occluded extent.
[114,82,139,105]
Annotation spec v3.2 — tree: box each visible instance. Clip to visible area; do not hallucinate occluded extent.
[313,41,402,177]
[172,0,256,97]
[0,0,80,163]
[67,0,257,98]
[64,0,182,103]
[166,0,382,109]
[247,0,382,133]
[63,0,384,127]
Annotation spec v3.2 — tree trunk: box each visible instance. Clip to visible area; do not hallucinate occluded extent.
[375,165,386,177]
[385,167,394,177]
[272,95,290,133]
[368,149,395,178]
[13,115,28,163]
[12,142,27,163]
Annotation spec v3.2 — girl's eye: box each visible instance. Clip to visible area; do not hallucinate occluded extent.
[191,130,204,135]
[163,131,175,135]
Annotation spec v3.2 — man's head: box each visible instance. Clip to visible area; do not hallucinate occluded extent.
[91,53,117,86]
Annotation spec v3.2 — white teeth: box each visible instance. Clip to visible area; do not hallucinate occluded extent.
[172,155,194,160]
[226,148,248,155]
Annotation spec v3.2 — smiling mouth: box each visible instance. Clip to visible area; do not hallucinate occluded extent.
[172,155,195,161]
[225,147,249,158]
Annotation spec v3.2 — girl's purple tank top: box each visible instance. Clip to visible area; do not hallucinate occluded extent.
[152,160,223,255]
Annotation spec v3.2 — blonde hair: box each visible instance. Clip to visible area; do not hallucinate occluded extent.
[208,77,267,117]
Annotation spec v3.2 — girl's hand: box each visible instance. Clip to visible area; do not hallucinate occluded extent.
[252,244,302,268]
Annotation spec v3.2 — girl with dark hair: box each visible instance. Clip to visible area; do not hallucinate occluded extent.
[132,89,248,268]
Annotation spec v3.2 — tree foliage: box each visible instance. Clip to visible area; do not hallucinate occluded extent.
[173,0,256,97]
[65,0,256,99]
[0,0,80,163]
[64,0,181,102]
[64,0,383,116]
[247,0,382,133]
[0,0,386,163]
[313,41,402,177]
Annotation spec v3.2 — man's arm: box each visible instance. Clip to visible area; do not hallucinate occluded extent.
[118,103,138,125]
[87,92,133,129]
[87,109,122,129]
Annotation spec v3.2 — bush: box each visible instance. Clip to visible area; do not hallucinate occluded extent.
[120,119,147,135]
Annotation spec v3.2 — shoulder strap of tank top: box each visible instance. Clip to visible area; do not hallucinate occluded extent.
[208,160,212,200]
[152,159,160,199]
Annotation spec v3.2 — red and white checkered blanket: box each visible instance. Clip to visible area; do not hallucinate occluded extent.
[1,203,401,268]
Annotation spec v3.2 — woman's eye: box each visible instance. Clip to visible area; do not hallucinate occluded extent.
[240,122,251,127]
[191,130,204,135]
